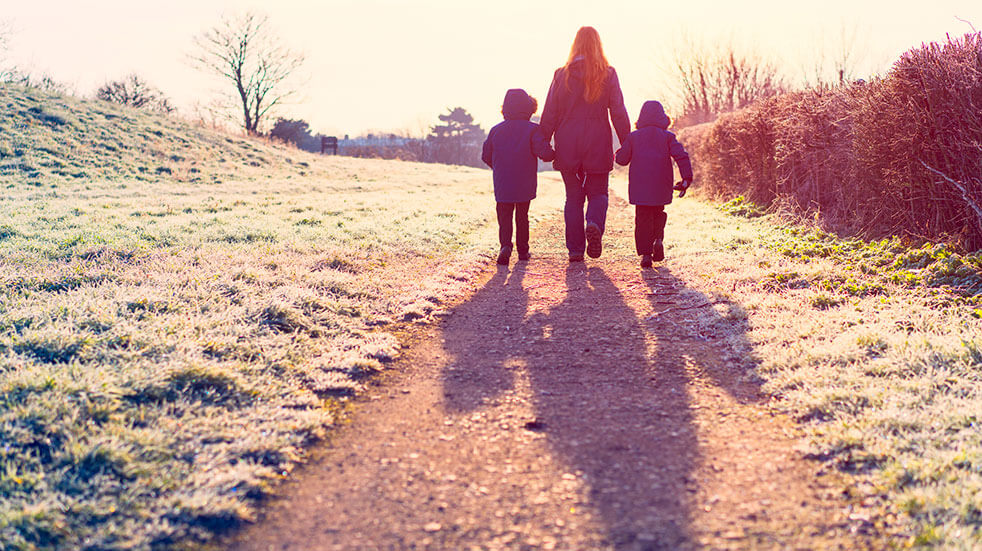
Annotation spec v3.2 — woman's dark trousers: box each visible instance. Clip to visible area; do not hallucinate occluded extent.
[561,171,609,255]
[635,205,667,255]
[496,201,530,254]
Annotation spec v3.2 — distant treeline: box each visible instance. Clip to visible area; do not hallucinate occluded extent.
[679,32,982,250]
[270,107,488,168]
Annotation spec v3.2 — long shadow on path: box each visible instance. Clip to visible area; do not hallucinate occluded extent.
[442,264,525,414]
[442,260,762,549]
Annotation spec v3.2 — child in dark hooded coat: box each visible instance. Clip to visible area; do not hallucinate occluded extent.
[615,100,693,267]
[482,89,555,265]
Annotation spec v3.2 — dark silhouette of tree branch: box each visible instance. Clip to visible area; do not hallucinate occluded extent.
[955,16,978,33]
[921,161,982,236]
[191,12,304,135]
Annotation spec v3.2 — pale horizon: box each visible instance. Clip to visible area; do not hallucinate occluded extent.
[3,0,980,137]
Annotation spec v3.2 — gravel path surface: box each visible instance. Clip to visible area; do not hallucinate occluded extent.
[228,199,886,550]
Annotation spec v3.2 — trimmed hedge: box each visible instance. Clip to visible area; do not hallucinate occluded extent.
[680,33,982,250]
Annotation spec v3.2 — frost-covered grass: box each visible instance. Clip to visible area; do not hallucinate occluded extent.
[654,192,982,549]
[0,84,524,549]
[9,79,982,549]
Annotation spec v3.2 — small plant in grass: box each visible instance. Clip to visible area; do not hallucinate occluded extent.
[166,365,252,405]
[259,302,311,333]
[201,340,262,362]
[339,357,384,379]
[126,298,177,314]
[856,334,889,356]
[814,275,886,297]
[810,293,844,310]
[762,270,808,291]
[313,256,358,273]
[13,334,95,363]
[719,195,766,218]
[27,105,71,127]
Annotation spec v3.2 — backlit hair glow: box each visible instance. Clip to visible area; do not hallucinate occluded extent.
[564,26,610,103]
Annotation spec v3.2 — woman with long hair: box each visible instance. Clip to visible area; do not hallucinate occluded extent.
[539,26,631,261]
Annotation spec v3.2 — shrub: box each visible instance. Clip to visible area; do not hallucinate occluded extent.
[680,33,982,250]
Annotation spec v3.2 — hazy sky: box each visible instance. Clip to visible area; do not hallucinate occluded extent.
[3,1,981,137]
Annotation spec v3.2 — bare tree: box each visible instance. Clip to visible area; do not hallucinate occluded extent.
[668,36,786,128]
[801,23,873,88]
[96,74,175,113]
[0,21,67,92]
[5,70,72,94]
[192,12,305,135]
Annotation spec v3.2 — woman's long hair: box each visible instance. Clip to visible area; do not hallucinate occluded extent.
[564,26,610,103]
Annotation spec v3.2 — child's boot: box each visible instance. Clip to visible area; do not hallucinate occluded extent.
[497,245,512,265]
[653,210,667,261]
[640,254,653,268]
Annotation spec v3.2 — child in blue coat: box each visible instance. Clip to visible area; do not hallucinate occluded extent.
[482,89,555,265]
[615,100,693,267]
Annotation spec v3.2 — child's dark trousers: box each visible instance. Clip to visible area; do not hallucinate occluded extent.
[635,205,667,255]
[497,201,530,254]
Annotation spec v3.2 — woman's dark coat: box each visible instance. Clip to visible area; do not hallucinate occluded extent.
[538,57,631,175]
[615,100,693,206]
[481,89,555,203]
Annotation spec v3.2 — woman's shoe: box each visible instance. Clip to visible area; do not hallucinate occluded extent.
[518,251,531,261]
[585,222,603,258]
[497,246,512,265]
[569,253,584,262]
[640,254,653,268]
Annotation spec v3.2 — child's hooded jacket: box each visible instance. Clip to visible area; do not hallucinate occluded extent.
[615,100,693,206]
[481,89,555,203]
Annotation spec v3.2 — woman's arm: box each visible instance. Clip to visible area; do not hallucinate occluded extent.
[607,68,631,145]
[538,68,564,143]
[531,126,556,162]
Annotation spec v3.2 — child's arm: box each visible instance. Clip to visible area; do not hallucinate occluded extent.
[481,132,494,169]
[669,134,693,183]
[531,130,555,162]
[614,135,632,166]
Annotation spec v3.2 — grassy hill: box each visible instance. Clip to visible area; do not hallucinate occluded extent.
[1,85,301,186]
[0,83,529,549]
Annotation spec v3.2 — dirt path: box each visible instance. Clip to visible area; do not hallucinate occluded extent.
[228,196,884,550]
